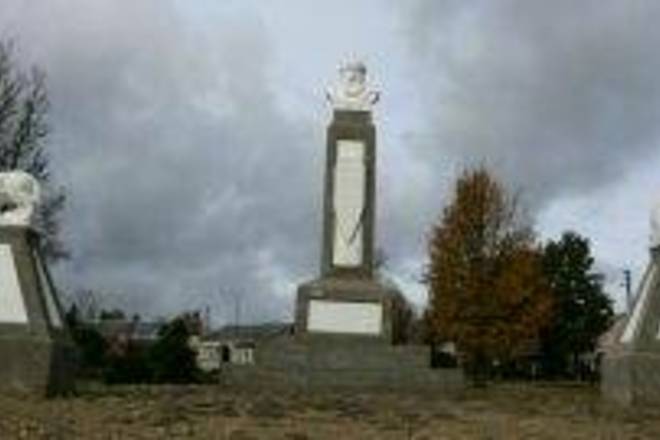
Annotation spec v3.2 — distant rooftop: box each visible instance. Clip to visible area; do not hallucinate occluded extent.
[207,322,293,342]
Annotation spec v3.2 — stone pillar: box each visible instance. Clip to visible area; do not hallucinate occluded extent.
[0,226,76,395]
[320,110,376,278]
[294,62,408,342]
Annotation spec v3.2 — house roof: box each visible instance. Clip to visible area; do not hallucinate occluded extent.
[91,319,164,341]
[132,322,162,340]
[206,322,292,342]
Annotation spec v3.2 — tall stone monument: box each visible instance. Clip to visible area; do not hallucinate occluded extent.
[294,60,406,341]
[602,202,660,405]
[223,62,463,392]
[0,171,75,395]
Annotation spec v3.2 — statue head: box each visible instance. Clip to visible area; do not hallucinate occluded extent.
[0,171,41,228]
[339,61,367,97]
[327,59,379,112]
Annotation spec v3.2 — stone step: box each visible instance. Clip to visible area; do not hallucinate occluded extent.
[223,364,463,391]
[256,337,431,370]
[257,351,429,370]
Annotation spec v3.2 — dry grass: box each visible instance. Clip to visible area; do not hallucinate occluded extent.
[0,382,658,439]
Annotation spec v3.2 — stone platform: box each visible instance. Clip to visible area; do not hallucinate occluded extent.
[223,334,463,392]
[0,333,75,395]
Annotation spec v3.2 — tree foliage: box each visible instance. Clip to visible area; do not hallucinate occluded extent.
[104,341,152,385]
[0,39,66,260]
[426,167,552,379]
[540,231,614,376]
[99,308,127,321]
[65,304,108,375]
[148,317,201,384]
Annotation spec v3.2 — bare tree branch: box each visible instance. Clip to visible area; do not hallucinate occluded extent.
[0,39,67,261]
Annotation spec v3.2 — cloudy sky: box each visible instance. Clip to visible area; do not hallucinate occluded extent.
[1,1,659,324]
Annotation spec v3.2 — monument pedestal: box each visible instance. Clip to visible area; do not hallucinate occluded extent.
[295,276,408,343]
[0,226,76,395]
[223,334,464,392]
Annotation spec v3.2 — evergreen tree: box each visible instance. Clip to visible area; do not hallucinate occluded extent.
[541,231,614,377]
[148,317,200,384]
[65,304,108,374]
[103,341,151,385]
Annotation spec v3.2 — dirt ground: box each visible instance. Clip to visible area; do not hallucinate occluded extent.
[0,382,658,439]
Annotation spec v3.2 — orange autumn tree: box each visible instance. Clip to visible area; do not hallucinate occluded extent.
[426,167,552,380]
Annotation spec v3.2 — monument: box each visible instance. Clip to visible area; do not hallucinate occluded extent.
[294,60,407,341]
[223,61,462,391]
[0,171,75,395]
[602,201,660,405]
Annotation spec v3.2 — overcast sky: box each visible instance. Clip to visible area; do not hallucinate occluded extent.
[1,1,659,324]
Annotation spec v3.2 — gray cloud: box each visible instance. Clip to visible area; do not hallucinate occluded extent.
[3,1,657,323]
[401,0,660,206]
[1,1,320,323]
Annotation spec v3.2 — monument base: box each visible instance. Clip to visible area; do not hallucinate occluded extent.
[0,226,76,395]
[223,334,464,392]
[0,333,76,396]
[602,350,660,406]
[294,276,408,344]
[601,247,660,406]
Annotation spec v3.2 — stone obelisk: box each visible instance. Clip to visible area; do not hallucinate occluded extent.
[0,171,76,395]
[294,61,405,342]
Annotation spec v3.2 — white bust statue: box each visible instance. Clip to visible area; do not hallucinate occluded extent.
[651,201,660,249]
[326,60,379,111]
[0,171,41,227]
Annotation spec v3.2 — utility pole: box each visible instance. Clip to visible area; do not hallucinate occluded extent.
[223,288,241,339]
[203,304,211,336]
[235,291,241,337]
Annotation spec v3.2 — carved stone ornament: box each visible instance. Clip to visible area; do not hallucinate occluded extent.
[326,60,379,111]
[0,171,41,227]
